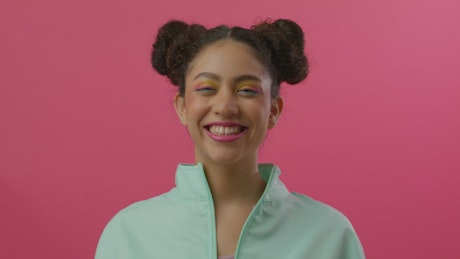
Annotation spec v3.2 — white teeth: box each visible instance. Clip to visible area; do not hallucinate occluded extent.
[209,125,243,136]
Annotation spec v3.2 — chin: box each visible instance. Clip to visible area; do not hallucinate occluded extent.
[198,150,247,166]
[207,155,243,166]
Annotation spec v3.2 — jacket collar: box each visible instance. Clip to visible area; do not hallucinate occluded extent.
[170,163,290,204]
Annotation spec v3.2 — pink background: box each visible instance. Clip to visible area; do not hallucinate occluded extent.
[1,0,459,258]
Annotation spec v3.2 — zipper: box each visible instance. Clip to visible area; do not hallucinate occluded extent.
[202,170,217,259]
[210,197,217,259]
[233,166,276,259]
[233,204,257,259]
[205,165,276,259]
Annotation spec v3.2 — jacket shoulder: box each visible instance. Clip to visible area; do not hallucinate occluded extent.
[95,188,214,259]
[95,196,159,255]
[288,192,354,227]
[280,192,366,258]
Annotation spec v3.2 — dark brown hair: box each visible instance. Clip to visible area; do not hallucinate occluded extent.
[151,19,308,98]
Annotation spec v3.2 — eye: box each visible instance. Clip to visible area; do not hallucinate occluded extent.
[194,85,217,95]
[195,87,215,92]
[237,87,260,96]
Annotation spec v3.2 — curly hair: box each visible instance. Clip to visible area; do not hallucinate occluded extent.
[151,19,308,98]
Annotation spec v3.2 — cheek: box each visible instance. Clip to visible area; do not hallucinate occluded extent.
[184,95,207,120]
[253,101,271,120]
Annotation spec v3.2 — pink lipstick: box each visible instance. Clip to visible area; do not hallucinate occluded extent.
[204,122,247,142]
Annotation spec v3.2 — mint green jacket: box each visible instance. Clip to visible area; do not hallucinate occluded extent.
[95,163,365,259]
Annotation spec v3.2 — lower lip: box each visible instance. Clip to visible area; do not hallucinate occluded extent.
[205,129,246,142]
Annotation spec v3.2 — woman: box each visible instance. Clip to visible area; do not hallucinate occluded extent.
[95,19,365,259]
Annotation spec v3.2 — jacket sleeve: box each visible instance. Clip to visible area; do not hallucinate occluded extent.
[339,226,366,259]
[94,217,130,259]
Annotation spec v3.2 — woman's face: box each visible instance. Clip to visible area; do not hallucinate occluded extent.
[174,40,283,166]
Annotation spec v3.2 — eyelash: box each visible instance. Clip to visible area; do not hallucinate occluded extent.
[195,86,217,93]
[194,85,260,96]
[238,88,259,95]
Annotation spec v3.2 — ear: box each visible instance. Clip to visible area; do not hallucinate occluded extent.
[174,93,187,126]
[268,96,283,129]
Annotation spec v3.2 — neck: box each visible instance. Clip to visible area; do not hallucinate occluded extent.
[198,159,266,208]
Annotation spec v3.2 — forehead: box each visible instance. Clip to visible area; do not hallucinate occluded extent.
[186,40,270,81]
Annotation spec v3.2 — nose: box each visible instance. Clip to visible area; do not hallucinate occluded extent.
[213,88,239,117]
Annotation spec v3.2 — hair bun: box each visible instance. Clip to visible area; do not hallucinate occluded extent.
[151,21,205,86]
[253,19,308,84]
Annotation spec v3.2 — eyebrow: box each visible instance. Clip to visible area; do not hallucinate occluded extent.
[233,75,262,84]
[193,72,262,84]
[193,72,221,81]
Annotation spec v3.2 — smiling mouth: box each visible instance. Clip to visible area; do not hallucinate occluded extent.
[206,125,246,136]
